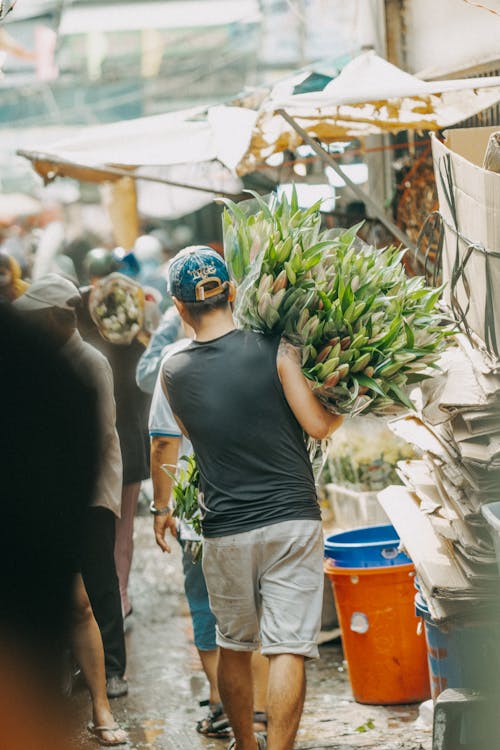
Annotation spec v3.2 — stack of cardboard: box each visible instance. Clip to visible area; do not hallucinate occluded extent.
[379,335,500,624]
[378,127,500,625]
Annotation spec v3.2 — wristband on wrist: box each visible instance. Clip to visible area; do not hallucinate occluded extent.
[149,501,171,516]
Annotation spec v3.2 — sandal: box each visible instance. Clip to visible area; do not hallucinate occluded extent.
[196,701,232,738]
[227,732,267,750]
[87,722,129,747]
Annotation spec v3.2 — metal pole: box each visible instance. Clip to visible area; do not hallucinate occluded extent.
[276,108,416,250]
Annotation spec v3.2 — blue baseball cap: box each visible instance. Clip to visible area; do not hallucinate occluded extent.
[168,245,230,303]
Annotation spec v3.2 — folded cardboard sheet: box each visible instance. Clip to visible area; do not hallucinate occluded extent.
[396,460,494,558]
[378,486,476,598]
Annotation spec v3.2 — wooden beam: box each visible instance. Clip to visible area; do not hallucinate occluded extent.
[384,0,407,70]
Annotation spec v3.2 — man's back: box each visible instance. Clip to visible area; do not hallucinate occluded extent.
[163,328,318,538]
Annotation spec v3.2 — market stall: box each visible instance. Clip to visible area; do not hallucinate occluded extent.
[17,51,500,249]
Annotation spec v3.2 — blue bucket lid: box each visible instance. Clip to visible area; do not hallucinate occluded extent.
[325,524,400,550]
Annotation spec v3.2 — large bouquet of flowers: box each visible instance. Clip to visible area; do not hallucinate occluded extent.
[89,272,145,345]
[222,189,452,416]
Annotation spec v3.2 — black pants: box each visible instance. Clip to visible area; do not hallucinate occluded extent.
[81,507,126,678]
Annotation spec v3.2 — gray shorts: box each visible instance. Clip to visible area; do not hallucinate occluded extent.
[202,519,324,659]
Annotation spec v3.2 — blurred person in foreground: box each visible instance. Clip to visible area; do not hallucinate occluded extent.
[158,247,343,750]
[0,303,121,748]
[13,276,129,740]
[80,248,152,648]
[0,251,28,303]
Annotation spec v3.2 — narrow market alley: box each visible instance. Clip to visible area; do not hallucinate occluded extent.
[73,501,432,750]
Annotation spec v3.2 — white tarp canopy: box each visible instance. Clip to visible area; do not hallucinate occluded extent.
[237,51,500,173]
[17,105,256,218]
[135,162,243,220]
[272,52,500,107]
[17,105,257,221]
[19,105,257,177]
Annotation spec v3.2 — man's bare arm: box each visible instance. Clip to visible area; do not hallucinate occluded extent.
[150,435,180,553]
[277,338,344,440]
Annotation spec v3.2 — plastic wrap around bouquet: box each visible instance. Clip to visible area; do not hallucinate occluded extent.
[222,188,453,417]
[89,272,145,345]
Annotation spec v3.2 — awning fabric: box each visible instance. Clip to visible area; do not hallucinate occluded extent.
[237,52,500,174]
[19,105,257,182]
[17,105,255,217]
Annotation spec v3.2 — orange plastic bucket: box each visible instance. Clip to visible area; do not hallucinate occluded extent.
[325,560,430,705]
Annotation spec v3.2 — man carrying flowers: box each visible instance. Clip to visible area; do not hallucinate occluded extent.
[154,246,342,750]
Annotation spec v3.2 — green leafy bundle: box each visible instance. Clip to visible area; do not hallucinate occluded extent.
[162,455,201,535]
[222,188,451,416]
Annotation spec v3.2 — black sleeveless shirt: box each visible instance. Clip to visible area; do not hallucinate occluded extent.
[162,329,319,538]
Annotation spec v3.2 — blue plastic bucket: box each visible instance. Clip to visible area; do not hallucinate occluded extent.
[324,524,411,568]
[415,591,500,700]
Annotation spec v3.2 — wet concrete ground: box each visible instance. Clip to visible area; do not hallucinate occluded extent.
[74,503,432,750]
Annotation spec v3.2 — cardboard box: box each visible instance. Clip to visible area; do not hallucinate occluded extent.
[443,126,498,167]
[431,129,500,357]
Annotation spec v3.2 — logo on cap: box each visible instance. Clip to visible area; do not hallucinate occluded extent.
[169,246,229,303]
